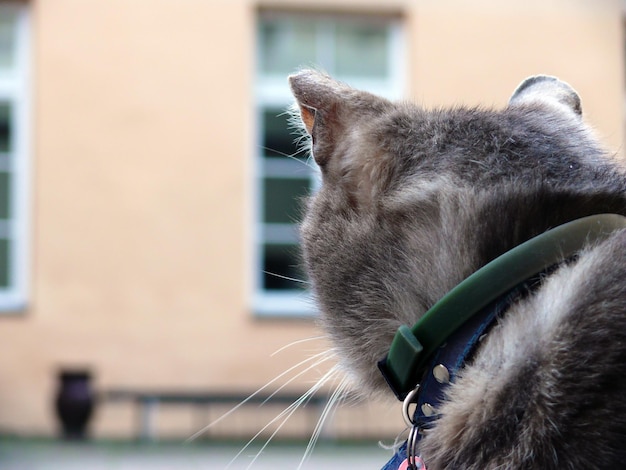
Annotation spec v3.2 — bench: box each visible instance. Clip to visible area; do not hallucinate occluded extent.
[101,389,331,441]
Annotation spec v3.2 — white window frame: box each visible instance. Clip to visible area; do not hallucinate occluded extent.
[253,12,405,317]
[0,2,31,312]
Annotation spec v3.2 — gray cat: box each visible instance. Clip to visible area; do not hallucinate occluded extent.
[289,70,626,469]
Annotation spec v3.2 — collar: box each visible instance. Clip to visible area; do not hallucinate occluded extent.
[382,281,536,470]
[378,213,626,401]
[379,214,626,470]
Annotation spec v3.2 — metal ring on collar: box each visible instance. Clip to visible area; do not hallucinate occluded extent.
[402,385,420,427]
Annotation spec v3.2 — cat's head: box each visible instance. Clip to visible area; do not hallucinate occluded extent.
[289,70,613,396]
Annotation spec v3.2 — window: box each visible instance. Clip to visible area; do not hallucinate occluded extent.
[254,12,404,316]
[0,3,30,311]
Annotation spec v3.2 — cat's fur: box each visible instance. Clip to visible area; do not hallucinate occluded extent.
[289,70,626,469]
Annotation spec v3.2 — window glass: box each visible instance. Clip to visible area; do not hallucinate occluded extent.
[260,19,317,75]
[0,239,9,288]
[0,103,12,153]
[334,22,389,78]
[0,12,16,72]
[263,177,309,225]
[262,109,300,159]
[263,243,305,290]
[0,172,10,219]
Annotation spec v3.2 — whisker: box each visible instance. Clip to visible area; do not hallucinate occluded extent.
[238,391,316,469]
[185,349,332,442]
[260,350,336,406]
[237,365,341,470]
[259,146,312,168]
[298,370,347,469]
[262,270,310,285]
[270,336,326,357]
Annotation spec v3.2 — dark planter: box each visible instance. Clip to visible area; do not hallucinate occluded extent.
[54,369,95,440]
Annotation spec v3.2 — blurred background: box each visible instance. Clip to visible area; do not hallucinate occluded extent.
[0,0,624,468]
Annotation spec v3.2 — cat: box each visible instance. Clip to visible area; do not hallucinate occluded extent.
[289,70,626,469]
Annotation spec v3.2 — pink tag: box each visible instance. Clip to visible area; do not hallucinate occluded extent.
[398,456,426,469]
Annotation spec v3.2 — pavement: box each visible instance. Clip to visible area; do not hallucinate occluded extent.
[0,438,395,469]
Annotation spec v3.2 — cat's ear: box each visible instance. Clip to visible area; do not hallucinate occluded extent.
[509,75,582,117]
[289,70,341,125]
[289,71,394,206]
[288,70,350,167]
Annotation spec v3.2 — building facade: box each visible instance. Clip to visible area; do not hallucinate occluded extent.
[0,0,622,438]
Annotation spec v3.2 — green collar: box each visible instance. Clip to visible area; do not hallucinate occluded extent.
[378,213,626,400]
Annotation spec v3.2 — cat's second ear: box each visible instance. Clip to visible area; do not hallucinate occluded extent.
[509,75,582,117]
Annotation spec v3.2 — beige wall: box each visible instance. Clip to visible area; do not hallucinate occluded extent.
[5,0,327,437]
[0,0,622,438]
[411,0,624,151]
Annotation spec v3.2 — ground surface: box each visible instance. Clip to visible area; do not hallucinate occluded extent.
[0,438,394,469]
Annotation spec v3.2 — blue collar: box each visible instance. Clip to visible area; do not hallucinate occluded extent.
[381,283,530,470]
